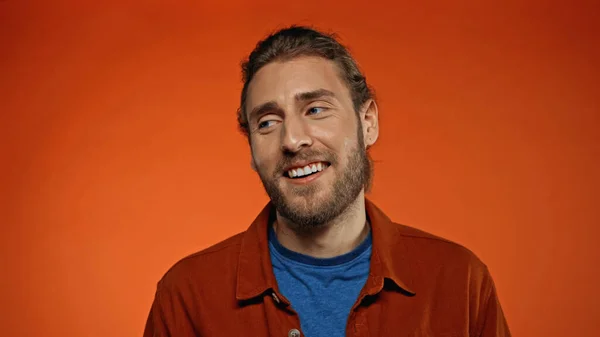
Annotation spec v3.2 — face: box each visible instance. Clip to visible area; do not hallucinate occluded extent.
[246,56,378,230]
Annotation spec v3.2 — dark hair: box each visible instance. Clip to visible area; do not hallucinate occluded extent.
[237,25,375,137]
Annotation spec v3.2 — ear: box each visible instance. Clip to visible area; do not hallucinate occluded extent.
[359,99,379,149]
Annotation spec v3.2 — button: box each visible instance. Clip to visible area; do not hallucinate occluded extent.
[271,292,280,304]
[288,329,301,337]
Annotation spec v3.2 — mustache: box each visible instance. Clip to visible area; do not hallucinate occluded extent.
[274,150,338,174]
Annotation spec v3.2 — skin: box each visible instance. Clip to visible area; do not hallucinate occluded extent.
[246,56,380,258]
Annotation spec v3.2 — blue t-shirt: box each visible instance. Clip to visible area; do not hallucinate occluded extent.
[269,226,372,337]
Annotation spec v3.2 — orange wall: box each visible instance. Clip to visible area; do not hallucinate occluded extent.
[2,1,599,336]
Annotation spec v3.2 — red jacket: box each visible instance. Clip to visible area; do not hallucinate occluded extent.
[143,199,511,336]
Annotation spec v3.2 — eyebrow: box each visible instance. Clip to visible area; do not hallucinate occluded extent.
[295,88,336,102]
[248,101,280,124]
[248,88,337,123]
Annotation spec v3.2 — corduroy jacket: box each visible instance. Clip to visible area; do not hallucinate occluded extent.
[143,199,511,336]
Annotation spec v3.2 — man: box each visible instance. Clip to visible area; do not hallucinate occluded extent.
[143,26,511,337]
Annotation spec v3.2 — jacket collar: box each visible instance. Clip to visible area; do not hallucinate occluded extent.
[235,198,416,301]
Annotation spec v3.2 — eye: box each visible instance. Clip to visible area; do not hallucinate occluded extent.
[258,119,277,129]
[307,107,326,115]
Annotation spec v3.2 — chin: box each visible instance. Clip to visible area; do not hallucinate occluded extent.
[285,186,328,203]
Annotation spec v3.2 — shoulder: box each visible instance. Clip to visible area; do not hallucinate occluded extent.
[156,231,246,289]
[399,223,484,260]
[392,222,491,281]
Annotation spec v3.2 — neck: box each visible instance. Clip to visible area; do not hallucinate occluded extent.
[273,193,370,259]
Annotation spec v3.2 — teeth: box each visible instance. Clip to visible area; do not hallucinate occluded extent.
[287,162,328,178]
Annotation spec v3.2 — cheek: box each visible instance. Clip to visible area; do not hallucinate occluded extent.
[343,137,353,150]
[251,141,279,170]
[337,137,357,165]
[309,119,349,149]
[310,124,336,139]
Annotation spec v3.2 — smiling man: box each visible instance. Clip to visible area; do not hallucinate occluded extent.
[143,26,511,337]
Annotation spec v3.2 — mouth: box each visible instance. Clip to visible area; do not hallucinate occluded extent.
[283,161,330,180]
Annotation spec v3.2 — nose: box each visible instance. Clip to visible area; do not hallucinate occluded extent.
[280,115,312,153]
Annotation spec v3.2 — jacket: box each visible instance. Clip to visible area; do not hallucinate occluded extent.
[143,199,511,336]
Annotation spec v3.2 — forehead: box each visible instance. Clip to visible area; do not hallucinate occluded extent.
[246,56,352,109]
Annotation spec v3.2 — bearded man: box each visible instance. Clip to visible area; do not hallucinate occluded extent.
[143,26,511,337]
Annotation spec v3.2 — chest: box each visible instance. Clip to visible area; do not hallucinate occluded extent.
[194,290,470,337]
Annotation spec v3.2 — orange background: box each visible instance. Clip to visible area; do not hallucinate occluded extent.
[1,1,599,336]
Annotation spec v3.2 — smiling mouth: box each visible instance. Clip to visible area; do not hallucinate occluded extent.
[283,161,330,179]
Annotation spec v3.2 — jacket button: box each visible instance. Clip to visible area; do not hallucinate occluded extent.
[271,293,280,304]
[288,328,301,337]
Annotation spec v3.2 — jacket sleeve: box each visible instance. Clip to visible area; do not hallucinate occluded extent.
[474,268,512,337]
[143,281,199,337]
[143,283,171,337]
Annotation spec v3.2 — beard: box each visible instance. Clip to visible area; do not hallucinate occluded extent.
[254,128,372,231]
